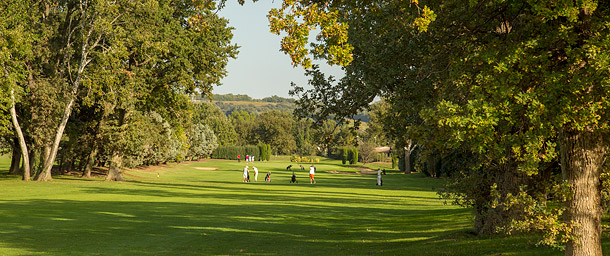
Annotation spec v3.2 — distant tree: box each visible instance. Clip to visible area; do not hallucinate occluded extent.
[358,142,377,165]
[213,93,253,102]
[188,124,218,160]
[294,118,316,156]
[253,111,296,155]
[348,148,358,164]
[229,110,257,145]
[193,102,238,146]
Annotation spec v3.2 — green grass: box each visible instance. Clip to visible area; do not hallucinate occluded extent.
[0,156,608,255]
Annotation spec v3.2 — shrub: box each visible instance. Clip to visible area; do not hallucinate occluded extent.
[256,143,272,161]
[349,148,358,164]
[265,144,271,161]
[290,155,301,162]
[342,147,348,165]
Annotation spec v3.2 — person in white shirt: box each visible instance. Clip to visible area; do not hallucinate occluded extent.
[377,168,383,186]
[243,166,249,183]
[309,165,316,184]
[253,166,259,182]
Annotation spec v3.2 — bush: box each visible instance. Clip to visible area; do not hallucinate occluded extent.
[258,143,271,161]
[290,155,319,163]
[349,148,358,164]
[290,155,301,162]
[265,144,272,160]
[342,147,348,165]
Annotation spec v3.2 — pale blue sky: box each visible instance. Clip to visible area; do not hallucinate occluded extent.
[216,1,343,99]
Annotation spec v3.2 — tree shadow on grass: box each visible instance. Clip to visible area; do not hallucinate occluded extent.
[125,178,439,206]
[0,198,477,256]
[0,195,573,256]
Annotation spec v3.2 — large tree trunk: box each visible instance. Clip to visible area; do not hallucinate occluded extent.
[9,88,30,181]
[404,140,416,174]
[37,94,76,181]
[9,139,21,175]
[36,145,53,181]
[29,149,39,175]
[404,149,411,174]
[105,152,124,181]
[82,146,97,178]
[560,128,605,256]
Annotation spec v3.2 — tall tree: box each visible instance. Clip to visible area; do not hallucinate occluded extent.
[271,1,610,254]
[253,111,296,155]
[0,0,42,180]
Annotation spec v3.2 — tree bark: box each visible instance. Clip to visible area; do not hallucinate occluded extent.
[9,88,30,181]
[9,139,21,175]
[405,149,411,174]
[36,145,53,181]
[82,146,97,178]
[560,128,605,256]
[404,140,416,174]
[105,151,124,181]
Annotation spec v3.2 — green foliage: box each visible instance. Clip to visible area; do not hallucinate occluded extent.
[214,101,295,115]
[208,93,296,104]
[285,1,610,251]
[290,155,300,162]
[348,148,358,164]
[290,155,319,163]
[269,2,354,68]
[265,144,272,161]
[187,123,218,160]
[192,102,237,146]
[257,143,271,161]
[358,142,377,165]
[212,93,253,101]
[252,111,296,155]
[211,145,259,160]
[342,147,348,165]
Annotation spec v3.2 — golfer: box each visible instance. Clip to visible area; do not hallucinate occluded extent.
[243,166,249,183]
[309,165,316,184]
[253,166,259,182]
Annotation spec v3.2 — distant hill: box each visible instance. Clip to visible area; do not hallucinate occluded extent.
[190,94,296,115]
[192,93,369,122]
[211,93,296,104]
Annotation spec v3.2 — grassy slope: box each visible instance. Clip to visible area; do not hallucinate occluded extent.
[0,155,607,255]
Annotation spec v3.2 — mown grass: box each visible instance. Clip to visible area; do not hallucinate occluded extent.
[0,155,608,255]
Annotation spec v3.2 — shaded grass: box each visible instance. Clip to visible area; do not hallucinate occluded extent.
[0,157,607,255]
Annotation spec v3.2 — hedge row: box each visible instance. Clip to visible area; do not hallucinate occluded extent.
[211,145,260,160]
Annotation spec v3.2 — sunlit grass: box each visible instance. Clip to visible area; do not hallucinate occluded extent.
[0,156,606,255]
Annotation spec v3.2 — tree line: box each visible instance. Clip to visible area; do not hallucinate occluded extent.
[0,0,237,181]
[194,100,389,161]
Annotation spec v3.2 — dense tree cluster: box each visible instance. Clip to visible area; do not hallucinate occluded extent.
[0,0,237,181]
[272,0,610,255]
